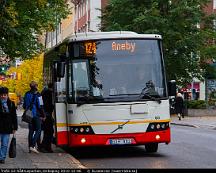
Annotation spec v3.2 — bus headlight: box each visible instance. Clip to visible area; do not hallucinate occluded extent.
[156,135,160,140]
[147,122,169,132]
[81,138,86,144]
[80,128,84,133]
[70,126,94,134]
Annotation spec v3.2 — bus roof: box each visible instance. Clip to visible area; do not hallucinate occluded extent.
[65,31,162,42]
[44,31,162,55]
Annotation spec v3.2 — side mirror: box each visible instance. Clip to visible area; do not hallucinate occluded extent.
[168,80,176,96]
[57,61,65,78]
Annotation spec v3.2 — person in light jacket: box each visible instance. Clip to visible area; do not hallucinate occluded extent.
[0,87,18,164]
[175,92,184,120]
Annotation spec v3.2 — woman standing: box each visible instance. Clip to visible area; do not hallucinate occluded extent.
[175,92,184,120]
[0,87,18,164]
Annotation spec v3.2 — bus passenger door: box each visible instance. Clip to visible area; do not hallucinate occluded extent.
[53,61,69,146]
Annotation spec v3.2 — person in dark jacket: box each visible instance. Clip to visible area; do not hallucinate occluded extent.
[40,83,54,153]
[0,87,18,164]
[175,93,184,120]
[23,81,45,154]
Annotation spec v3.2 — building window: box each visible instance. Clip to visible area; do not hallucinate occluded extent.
[213,19,216,30]
[214,0,216,9]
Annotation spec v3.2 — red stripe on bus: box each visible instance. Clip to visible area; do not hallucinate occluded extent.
[56,131,68,145]
[65,128,170,147]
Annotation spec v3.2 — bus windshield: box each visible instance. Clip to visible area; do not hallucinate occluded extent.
[70,39,166,102]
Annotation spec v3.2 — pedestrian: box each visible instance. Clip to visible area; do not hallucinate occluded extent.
[0,87,18,164]
[23,81,45,153]
[40,83,54,153]
[175,92,184,120]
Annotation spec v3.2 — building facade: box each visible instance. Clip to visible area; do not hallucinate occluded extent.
[73,0,108,33]
[43,0,109,49]
[43,1,74,49]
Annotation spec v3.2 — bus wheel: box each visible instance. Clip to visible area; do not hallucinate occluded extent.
[145,143,158,153]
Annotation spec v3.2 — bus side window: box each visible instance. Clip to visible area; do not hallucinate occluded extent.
[72,61,90,101]
[68,63,73,98]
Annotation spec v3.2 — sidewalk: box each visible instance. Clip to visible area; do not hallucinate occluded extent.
[1,109,86,169]
[171,114,216,130]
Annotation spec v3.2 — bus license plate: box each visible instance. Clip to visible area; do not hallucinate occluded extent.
[109,138,133,145]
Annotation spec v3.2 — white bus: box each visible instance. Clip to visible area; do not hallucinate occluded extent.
[43,31,176,152]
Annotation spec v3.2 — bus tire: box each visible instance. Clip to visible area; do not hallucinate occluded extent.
[145,143,158,153]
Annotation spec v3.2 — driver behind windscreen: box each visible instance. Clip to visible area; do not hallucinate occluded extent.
[142,80,159,96]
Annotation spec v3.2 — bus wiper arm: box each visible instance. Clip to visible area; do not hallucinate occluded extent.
[139,93,161,104]
[109,94,137,97]
[111,120,130,134]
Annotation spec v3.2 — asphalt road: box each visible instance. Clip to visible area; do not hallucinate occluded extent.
[69,125,216,168]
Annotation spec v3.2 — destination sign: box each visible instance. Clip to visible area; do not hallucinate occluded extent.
[112,41,136,53]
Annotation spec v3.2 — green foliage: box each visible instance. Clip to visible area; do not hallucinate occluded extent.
[0,0,70,60]
[185,100,207,109]
[208,90,216,106]
[101,0,216,86]
[1,54,44,96]
[204,63,216,79]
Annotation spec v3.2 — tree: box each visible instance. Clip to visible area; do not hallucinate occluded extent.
[101,0,216,86]
[1,53,44,97]
[0,0,70,60]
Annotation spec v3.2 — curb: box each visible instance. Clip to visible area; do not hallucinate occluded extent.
[69,156,86,169]
[170,122,199,128]
[171,122,216,130]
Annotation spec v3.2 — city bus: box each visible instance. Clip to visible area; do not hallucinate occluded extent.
[43,31,176,152]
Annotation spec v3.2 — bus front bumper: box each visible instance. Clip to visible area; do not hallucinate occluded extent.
[67,128,170,147]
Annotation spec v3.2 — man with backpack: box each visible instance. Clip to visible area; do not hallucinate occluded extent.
[23,81,45,153]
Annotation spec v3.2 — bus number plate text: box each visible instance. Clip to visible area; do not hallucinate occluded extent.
[109,138,134,145]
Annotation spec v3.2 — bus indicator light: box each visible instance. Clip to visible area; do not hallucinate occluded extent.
[86,127,90,132]
[80,128,84,133]
[75,128,78,132]
[161,124,165,129]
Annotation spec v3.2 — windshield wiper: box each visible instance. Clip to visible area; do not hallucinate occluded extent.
[109,94,137,96]
[139,92,161,104]
[111,120,130,133]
